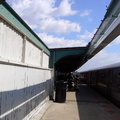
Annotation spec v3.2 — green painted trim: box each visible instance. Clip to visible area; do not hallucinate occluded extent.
[0,2,50,55]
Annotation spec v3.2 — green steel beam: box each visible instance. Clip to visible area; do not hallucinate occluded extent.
[0,2,50,55]
[49,47,87,68]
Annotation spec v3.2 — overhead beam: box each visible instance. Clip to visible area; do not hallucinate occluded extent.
[86,0,120,59]
[0,0,6,4]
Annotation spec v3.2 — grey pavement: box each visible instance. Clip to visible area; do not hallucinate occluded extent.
[40,85,120,120]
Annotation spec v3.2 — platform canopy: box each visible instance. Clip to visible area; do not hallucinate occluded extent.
[49,47,87,72]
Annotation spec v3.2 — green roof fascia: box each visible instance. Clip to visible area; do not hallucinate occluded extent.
[49,51,55,68]
[0,2,50,55]
[51,47,86,61]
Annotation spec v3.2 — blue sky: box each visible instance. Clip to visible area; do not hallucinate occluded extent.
[6,0,120,71]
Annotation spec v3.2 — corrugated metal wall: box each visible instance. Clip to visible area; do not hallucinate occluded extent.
[0,16,53,120]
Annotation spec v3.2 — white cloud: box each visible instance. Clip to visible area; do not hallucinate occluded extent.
[80,10,92,17]
[51,0,77,17]
[7,0,79,34]
[38,33,87,48]
[112,35,120,45]
[88,17,93,22]
[10,0,55,23]
[78,50,120,72]
[78,29,96,41]
[39,18,81,33]
[38,29,97,48]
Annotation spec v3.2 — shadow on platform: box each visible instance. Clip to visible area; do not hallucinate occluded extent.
[75,85,120,120]
[41,85,120,120]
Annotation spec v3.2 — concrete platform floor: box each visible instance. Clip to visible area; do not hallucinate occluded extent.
[40,85,120,120]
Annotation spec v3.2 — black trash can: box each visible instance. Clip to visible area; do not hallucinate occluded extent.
[55,80,67,103]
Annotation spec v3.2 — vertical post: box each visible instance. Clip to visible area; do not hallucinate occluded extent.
[22,35,26,63]
[0,18,3,58]
[54,51,56,66]
[41,50,43,67]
